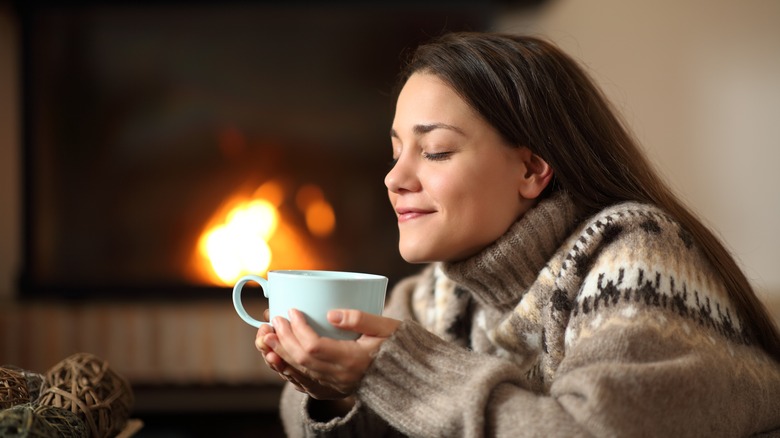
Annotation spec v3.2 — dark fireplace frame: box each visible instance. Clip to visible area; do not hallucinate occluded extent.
[15,0,496,300]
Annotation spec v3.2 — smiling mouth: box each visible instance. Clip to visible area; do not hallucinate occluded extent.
[395,209,434,223]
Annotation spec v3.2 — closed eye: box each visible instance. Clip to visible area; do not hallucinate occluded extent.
[423,151,452,161]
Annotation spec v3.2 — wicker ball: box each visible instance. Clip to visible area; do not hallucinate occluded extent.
[39,353,134,438]
[1,365,47,403]
[0,403,55,437]
[33,404,89,438]
[0,368,30,409]
[0,403,87,438]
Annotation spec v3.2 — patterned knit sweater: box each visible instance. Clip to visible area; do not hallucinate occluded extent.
[279,193,780,437]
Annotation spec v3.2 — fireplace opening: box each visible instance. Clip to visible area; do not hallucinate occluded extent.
[17,1,492,299]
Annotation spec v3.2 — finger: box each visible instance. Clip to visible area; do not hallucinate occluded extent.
[281,365,309,383]
[288,309,356,366]
[285,311,377,392]
[265,323,294,364]
[327,310,401,338]
[283,367,347,400]
[274,314,343,376]
[271,316,310,367]
[273,324,367,398]
[259,331,289,374]
[255,336,266,353]
[255,324,276,352]
[263,308,270,322]
[264,348,287,372]
[258,323,275,336]
[288,308,333,349]
[279,370,305,392]
[265,322,356,398]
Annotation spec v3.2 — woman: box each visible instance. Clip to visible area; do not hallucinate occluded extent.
[256,32,780,437]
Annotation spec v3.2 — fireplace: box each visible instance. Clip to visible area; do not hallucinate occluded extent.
[17,1,492,299]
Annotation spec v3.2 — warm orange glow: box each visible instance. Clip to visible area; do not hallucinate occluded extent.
[295,184,324,211]
[198,199,278,285]
[194,180,337,286]
[305,199,336,237]
[295,184,336,237]
[254,180,285,207]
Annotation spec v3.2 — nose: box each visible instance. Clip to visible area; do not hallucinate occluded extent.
[384,155,417,194]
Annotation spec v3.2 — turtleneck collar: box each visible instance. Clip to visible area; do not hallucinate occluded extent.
[440,192,582,311]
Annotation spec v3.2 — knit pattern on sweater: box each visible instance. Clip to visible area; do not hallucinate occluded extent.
[436,195,750,389]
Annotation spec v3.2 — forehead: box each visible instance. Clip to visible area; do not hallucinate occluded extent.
[394,73,477,126]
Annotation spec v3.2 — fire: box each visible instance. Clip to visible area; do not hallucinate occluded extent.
[195,180,336,286]
[296,184,336,237]
[199,199,278,285]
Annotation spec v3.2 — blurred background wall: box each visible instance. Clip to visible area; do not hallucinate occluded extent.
[0,2,19,301]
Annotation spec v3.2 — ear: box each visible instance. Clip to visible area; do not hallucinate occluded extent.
[517,148,553,200]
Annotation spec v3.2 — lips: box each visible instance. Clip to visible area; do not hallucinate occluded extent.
[395,207,435,223]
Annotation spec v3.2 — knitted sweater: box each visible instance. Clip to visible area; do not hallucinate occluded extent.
[279,193,780,437]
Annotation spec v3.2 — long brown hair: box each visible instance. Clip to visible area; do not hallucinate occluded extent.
[399,31,780,361]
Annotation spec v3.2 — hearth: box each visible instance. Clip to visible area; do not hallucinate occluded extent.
[17,0,492,299]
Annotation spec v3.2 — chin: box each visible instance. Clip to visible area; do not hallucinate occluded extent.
[398,245,437,264]
[399,253,432,264]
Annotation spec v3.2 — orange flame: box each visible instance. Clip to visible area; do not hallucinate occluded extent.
[194,180,336,286]
[198,198,278,285]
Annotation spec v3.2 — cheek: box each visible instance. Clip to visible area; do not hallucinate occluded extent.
[423,170,464,205]
[464,171,523,228]
[457,166,514,205]
[425,162,521,223]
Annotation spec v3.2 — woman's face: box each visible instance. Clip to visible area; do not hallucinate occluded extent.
[386,72,536,263]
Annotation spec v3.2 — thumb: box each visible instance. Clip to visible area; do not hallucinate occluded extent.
[327,310,400,338]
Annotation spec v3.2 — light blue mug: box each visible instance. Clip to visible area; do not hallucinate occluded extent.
[232,270,388,340]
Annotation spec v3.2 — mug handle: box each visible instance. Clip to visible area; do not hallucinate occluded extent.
[232,275,270,328]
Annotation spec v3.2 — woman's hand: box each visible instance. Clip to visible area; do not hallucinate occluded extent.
[255,313,288,375]
[259,308,400,400]
[256,312,336,398]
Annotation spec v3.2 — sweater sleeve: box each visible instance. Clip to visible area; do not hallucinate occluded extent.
[279,384,406,438]
[549,314,780,437]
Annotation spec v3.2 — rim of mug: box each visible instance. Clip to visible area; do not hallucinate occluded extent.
[267,270,387,280]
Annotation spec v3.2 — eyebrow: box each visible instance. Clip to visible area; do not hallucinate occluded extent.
[390,123,465,139]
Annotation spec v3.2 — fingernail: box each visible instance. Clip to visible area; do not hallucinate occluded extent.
[328,310,343,324]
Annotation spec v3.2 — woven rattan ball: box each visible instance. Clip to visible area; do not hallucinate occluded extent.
[0,403,87,438]
[39,353,134,438]
[34,403,89,438]
[0,367,30,410]
[0,403,56,437]
[1,365,47,403]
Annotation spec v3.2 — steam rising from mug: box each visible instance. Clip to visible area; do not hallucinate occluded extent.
[232,270,388,340]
